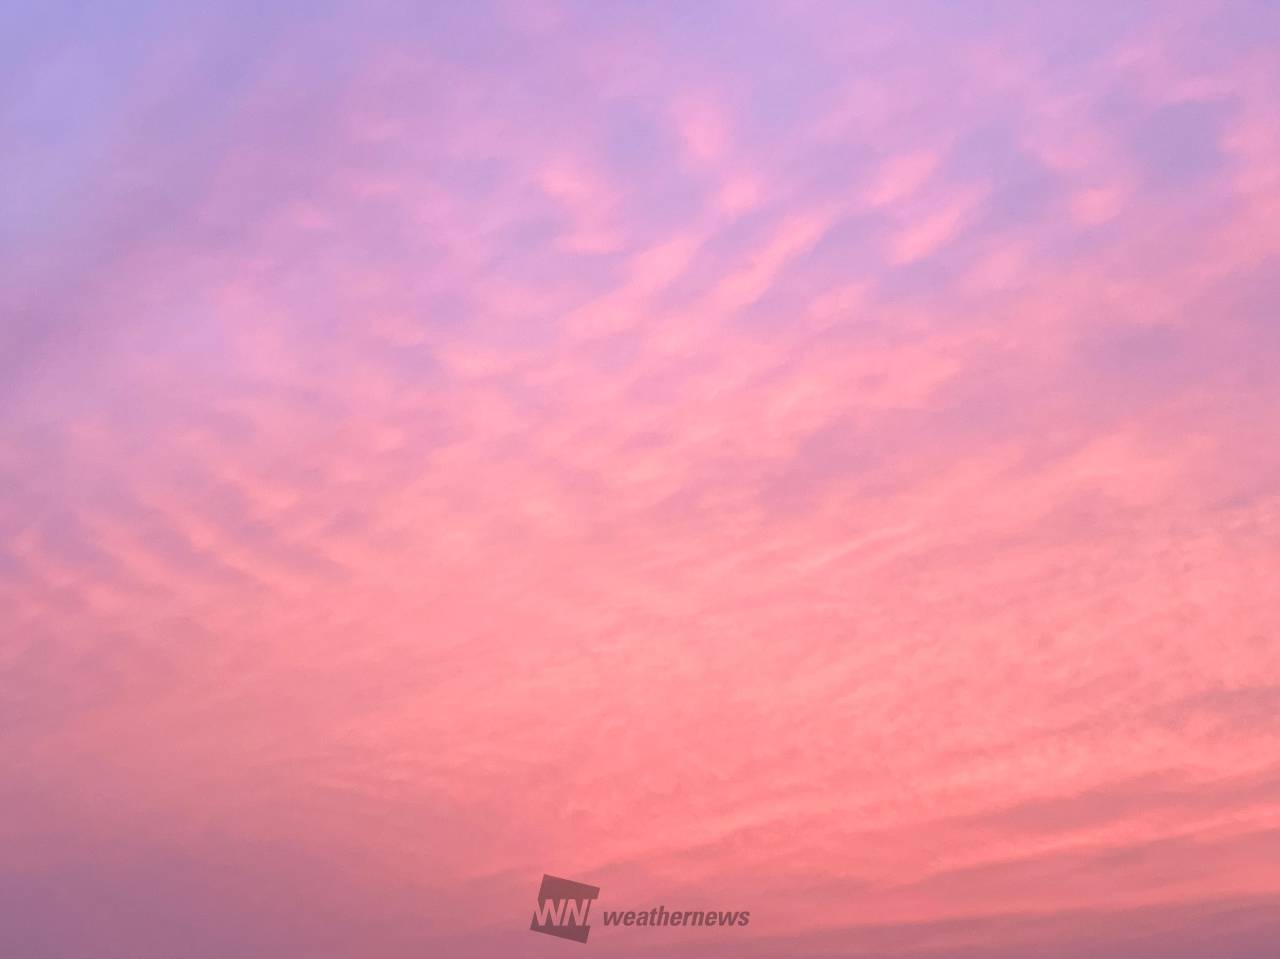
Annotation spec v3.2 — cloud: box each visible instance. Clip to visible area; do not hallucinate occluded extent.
[2,2,1279,957]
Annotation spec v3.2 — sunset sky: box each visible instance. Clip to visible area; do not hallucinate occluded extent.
[3,2,1280,957]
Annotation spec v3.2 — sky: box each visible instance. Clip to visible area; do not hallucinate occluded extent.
[2,1,1280,957]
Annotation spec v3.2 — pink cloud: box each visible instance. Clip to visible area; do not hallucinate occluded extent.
[2,3,1279,958]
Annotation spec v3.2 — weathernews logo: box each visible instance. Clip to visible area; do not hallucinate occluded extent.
[530,875,601,943]
[529,874,750,945]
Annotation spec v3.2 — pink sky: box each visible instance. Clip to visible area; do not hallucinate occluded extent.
[3,2,1280,956]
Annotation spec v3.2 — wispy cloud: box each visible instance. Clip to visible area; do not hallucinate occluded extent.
[2,2,1279,957]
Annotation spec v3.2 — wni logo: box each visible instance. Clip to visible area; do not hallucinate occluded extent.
[530,874,601,944]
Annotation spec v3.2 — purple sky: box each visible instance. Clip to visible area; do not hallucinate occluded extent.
[3,2,1280,957]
